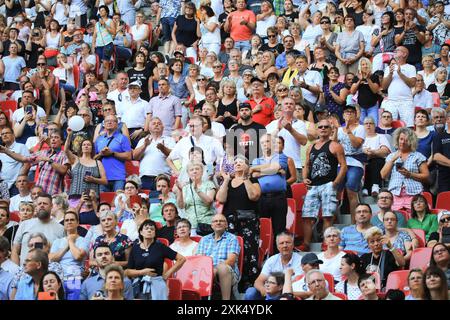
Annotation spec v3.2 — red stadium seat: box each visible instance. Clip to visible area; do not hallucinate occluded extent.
[436,191,450,211]
[292,273,335,292]
[237,236,244,275]
[0,100,17,121]
[385,270,410,293]
[431,92,440,107]
[181,289,201,300]
[167,278,183,300]
[422,192,433,209]
[125,160,140,177]
[157,238,169,246]
[286,198,298,235]
[397,209,411,221]
[10,211,20,223]
[391,120,406,128]
[155,221,163,229]
[410,247,432,270]
[99,192,116,205]
[411,229,426,248]
[80,224,92,230]
[430,209,441,215]
[291,183,307,238]
[175,256,214,298]
[190,236,202,242]
[259,217,273,266]
[72,64,80,90]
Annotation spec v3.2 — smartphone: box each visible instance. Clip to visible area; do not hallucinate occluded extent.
[26,105,33,114]
[34,242,44,249]
[38,291,57,300]
[43,127,49,136]
[149,191,162,204]
[442,227,450,244]
[84,171,92,177]
[395,162,403,170]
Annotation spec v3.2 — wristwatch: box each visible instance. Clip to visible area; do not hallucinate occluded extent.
[48,159,54,165]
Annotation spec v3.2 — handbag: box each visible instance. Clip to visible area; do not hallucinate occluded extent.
[196,223,213,236]
[234,209,256,221]
[43,48,59,58]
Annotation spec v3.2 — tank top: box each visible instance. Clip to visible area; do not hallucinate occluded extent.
[46,32,61,49]
[69,161,101,196]
[309,140,338,186]
[217,99,238,129]
[168,74,189,99]
[95,19,114,47]
[16,121,37,144]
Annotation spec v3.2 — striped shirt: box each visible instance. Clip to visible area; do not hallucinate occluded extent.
[30,149,69,195]
[339,225,371,256]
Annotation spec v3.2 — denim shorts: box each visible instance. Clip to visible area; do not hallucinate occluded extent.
[302,181,338,218]
[95,42,114,61]
[340,166,364,192]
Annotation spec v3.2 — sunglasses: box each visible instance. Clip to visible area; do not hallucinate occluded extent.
[267,34,277,38]
[197,78,206,81]
[213,65,222,68]
[318,125,330,129]
[37,63,46,66]
[320,21,330,24]
[277,88,288,92]
[440,217,450,223]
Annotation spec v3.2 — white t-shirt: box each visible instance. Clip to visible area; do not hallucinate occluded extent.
[201,16,221,45]
[170,240,198,257]
[53,66,75,87]
[362,134,392,153]
[384,63,416,101]
[318,251,346,282]
[266,119,307,168]
[12,106,46,125]
[52,2,69,25]
[184,121,226,140]
[356,25,379,52]
[136,135,175,177]
[417,70,435,89]
[131,24,149,42]
[338,125,366,169]
[120,219,139,241]
[256,14,277,38]
[413,90,434,110]
[9,193,32,212]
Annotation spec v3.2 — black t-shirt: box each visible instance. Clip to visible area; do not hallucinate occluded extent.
[355,74,381,108]
[352,11,364,26]
[127,241,177,276]
[433,130,450,181]
[229,121,266,163]
[218,12,231,42]
[282,12,299,24]
[70,125,96,155]
[25,42,45,68]
[260,43,285,56]
[361,250,399,288]
[175,15,198,47]
[157,226,176,244]
[394,24,425,65]
[223,177,259,216]
[128,66,153,101]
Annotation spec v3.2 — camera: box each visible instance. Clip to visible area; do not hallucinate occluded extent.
[34,242,44,249]
[26,105,33,114]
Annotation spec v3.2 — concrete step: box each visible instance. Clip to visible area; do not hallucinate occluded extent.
[310,242,323,252]
[361,195,377,205]
[339,214,352,225]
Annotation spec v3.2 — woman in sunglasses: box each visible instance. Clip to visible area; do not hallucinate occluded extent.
[428,212,450,248]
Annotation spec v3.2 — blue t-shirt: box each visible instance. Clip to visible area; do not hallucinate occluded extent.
[252,153,288,193]
[417,131,435,160]
[3,56,26,83]
[94,131,131,180]
[50,236,90,277]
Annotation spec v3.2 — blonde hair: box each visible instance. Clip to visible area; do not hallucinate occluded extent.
[358,57,372,73]
[219,79,237,98]
[392,127,418,151]
[364,226,383,240]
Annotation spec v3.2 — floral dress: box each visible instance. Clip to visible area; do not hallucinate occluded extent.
[324,82,346,123]
[93,233,133,262]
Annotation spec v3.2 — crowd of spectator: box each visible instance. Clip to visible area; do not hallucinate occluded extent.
[0,0,450,301]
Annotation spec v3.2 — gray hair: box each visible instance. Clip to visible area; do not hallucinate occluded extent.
[323,226,341,238]
[392,127,418,151]
[275,231,294,244]
[78,106,93,125]
[305,269,325,286]
[28,232,49,246]
[52,194,69,211]
[434,66,448,80]
[186,160,204,172]
[363,226,383,240]
[126,175,142,188]
[99,210,117,222]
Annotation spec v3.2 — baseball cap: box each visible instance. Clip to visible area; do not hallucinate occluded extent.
[239,101,252,110]
[438,210,450,223]
[343,104,358,111]
[301,253,323,265]
[128,80,142,88]
[173,50,184,56]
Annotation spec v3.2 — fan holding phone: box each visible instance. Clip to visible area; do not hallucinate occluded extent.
[38,271,65,300]
[14,104,38,145]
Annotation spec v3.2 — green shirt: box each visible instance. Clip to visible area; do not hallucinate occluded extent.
[182,180,216,228]
[407,214,439,241]
[149,196,177,226]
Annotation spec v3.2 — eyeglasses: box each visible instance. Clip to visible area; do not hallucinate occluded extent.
[440,217,450,223]
[197,78,206,81]
[37,63,46,66]
[320,21,330,24]
[267,34,277,38]
[318,125,330,129]
[382,115,392,119]
[308,279,324,286]
[277,88,288,92]
[103,108,112,112]
[1,132,13,136]
[213,65,222,68]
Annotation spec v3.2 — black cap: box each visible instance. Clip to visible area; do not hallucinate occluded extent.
[250,77,264,84]
[239,101,252,110]
[301,253,323,265]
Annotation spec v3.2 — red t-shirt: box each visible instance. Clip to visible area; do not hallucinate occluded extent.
[229,9,256,42]
[248,96,275,126]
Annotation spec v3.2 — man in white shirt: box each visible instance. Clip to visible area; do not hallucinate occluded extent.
[266,97,307,178]
[9,175,32,212]
[106,71,130,106]
[413,73,434,111]
[0,127,30,197]
[197,103,226,140]
[133,117,175,191]
[381,46,417,127]
[167,115,224,177]
[11,90,46,128]
[117,81,148,147]
[292,55,323,105]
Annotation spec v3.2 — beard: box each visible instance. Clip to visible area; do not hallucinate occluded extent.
[37,210,50,220]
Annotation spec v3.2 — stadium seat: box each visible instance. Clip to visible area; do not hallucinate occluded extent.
[391,120,406,128]
[175,256,214,298]
[155,221,163,229]
[95,54,101,78]
[291,183,307,238]
[72,64,80,90]
[190,236,202,242]
[259,217,273,266]
[385,270,410,293]
[430,209,441,215]
[157,238,169,246]
[10,211,20,223]
[125,160,140,177]
[0,100,17,121]
[342,250,358,256]
[422,192,433,209]
[397,209,411,221]
[286,198,297,235]
[411,229,426,248]
[431,92,440,107]
[332,292,348,300]
[99,192,116,205]
[436,191,450,211]
[167,278,183,300]
[409,247,432,270]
